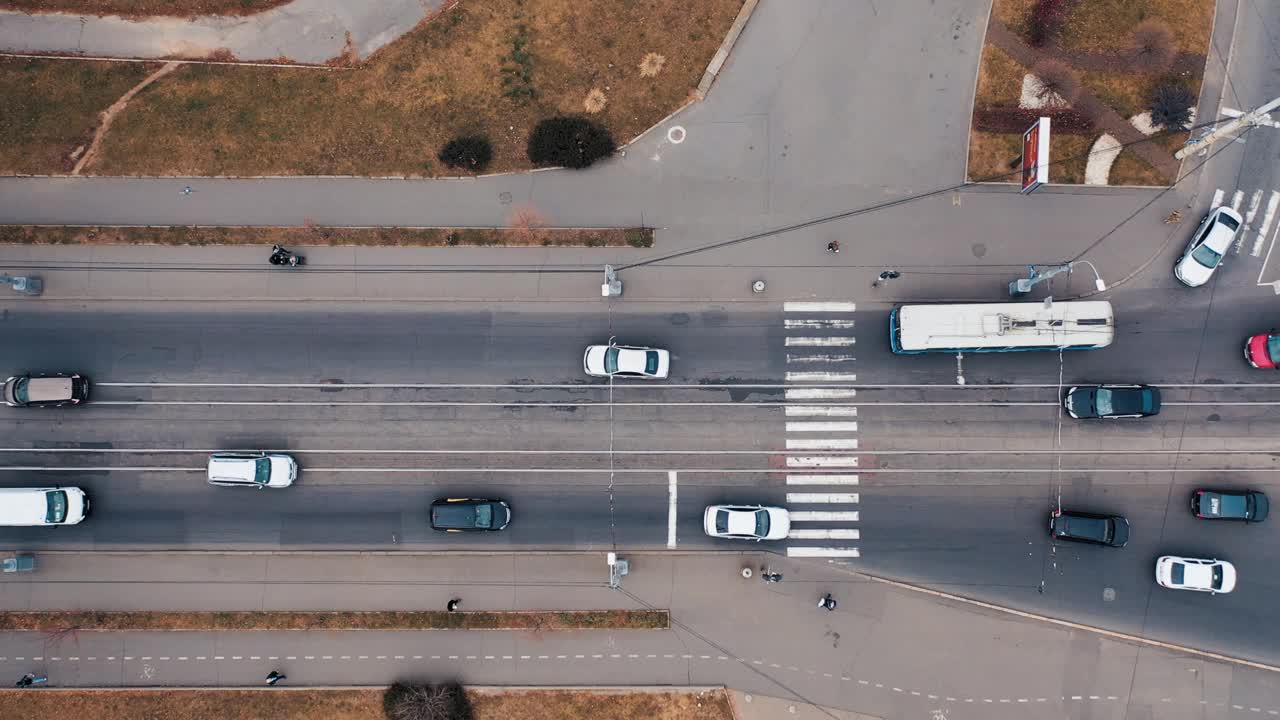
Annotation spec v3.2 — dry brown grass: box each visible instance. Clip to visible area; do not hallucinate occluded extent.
[0,688,733,720]
[966,130,1023,183]
[0,609,670,631]
[0,0,742,176]
[0,58,154,174]
[0,0,290,17]
[970,0,1213,186]
[0,225,654,248]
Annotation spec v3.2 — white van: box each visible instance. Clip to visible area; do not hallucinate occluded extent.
[0,487,89,526]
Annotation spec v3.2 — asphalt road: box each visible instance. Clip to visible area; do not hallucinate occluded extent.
[2,280,1280,662]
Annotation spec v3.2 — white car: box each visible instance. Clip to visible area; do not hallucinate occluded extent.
[583,341,670,379]
[1155,555,1236,594]
[703,505,790,541]
[1173,206,1243,287]
[207,452,297,489]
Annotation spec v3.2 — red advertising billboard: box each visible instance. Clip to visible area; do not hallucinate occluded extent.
[1020,117,1051,194]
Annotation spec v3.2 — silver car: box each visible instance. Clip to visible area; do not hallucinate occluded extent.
[206,452,297,489]
[1174,206,1243,287]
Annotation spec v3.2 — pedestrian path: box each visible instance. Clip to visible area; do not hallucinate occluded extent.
[780,301,860,560]
[0,0,448,64]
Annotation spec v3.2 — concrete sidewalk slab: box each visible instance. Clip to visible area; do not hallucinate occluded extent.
[0,0,448,63]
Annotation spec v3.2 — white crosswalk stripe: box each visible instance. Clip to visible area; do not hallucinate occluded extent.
[782,302,861,559]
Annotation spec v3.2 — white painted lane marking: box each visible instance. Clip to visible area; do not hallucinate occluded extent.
[786,475,858,485]
[1212,188,1225,208]
[785,337,856,347]
[786,354,856,364]
[787,547,860,558]
[784,302,856,312]
[785,319,856,329]
[785,421,858,432]
[786,439,858,450]
[667,471,678,549]
[785,372,858,382]
[1232,189,1245,211]
[786,456,859,468]
[785,406,858,417]
[1239,189,1263,253]
[788,529,860,540]
[1253,191,1279,257]
[790,511,860,521]
[784,389,857,400]
[786,493,859,504]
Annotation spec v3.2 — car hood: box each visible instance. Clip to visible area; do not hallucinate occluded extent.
[1218,562,1237,593]
[1176,255,1215,287]
[763,508,791,540]
[267,456,297,487]
[1248,334,1276,368]
[62,487,88,524]
[583,346,607,374]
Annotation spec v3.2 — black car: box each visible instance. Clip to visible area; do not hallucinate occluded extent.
[429,498,511,532]
[1049,509,1129,547]
[1192,489,1269,522]
[3,373,90,407]
[1062,384,1160,419]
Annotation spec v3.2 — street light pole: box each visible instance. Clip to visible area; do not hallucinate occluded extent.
[1008,262,1106,297]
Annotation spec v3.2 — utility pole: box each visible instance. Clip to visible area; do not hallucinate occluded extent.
[1175,95,1280,160]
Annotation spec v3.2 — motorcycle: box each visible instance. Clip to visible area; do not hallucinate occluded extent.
[269,245,305,267]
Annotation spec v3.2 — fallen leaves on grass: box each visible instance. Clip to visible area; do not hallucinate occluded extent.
[0,225,654,248]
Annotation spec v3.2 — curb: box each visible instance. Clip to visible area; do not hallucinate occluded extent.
[0,684,728,692]
[695,0,759,100]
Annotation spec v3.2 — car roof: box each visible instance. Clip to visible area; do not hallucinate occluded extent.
[615,347,653,373]
[1204,209,1243,250]
[24,377,74,402]
[208,455,260,482]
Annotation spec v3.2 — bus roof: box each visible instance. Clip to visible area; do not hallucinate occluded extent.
[895,301,1114,351]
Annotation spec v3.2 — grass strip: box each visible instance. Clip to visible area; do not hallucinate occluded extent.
[0,609,670,631]
[0,688,733,720]
[0,225,654,248]
[0,0,292,18]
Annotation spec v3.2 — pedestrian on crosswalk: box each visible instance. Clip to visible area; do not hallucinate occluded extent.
[265,670,285,686]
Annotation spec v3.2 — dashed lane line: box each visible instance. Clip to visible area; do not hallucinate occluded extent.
[786,546,861,558]
[786,457,859,468]
[789,511,860,521]
[787,529,860,540]
[784,319,856,329]
[784,372,858,382]
[783,337,857,347]
[783,389,857,400]
[786,354,856,364]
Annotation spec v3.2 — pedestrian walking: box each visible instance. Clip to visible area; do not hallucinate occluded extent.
[447,598,461,612]
[265,670,285,686]
[818,593,837,611]
[871,270,901,288]
[826,241,841,254]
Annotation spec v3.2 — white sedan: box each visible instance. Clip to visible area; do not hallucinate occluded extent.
[1155,555,1236,594]
[583,341,669,379]
[1173,206,1243,287]
[206,452,298,489]
[703,505,790,541]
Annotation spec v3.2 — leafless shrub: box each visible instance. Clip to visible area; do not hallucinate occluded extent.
[1031,59,1081,107]
[1128,19,1177,73]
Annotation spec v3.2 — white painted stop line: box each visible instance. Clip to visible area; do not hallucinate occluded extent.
[784,302,857,312]
[788,529,860,540]
[785,372,858,382]
[785,337,856,347]
[785,422,858,432]
[787,456,859,468]
[787,547,860,558]
[786,439,858,450]
[786,475,858,485]
[785,406,858,417]
[784,389,857,400]
[789,511,860,522]
[786,493,859,504]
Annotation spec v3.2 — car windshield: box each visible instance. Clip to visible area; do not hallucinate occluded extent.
[1170,562,1185,585]
[1269,336,1280,363]
[645,351,660,375]
[45,490,67,524]
[754,509,770,537]
[1191,242,1223,269]
[603,347,620,374]
[1211,566,1224,589]
[11,378,28,404]
[473,504,493,528]
[714,510,730,534]
[1094,389,1113,416]
[253,458,272,485]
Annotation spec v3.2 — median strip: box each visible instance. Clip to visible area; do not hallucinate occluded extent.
[0,225,654,248]
[0,609,669,631]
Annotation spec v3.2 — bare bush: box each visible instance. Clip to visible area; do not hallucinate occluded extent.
[1027,0,1075,47]
[1128,19,1177,73]
[1031,59,1081,107]
[384,682,472,720]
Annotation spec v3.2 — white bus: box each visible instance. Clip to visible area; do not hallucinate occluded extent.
[889,301,1114,354]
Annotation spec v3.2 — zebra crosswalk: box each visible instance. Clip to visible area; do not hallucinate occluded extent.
[781,301,861,560]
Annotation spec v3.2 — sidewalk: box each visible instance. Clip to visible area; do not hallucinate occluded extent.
[1,550,1278,719]
[0,0,447,63]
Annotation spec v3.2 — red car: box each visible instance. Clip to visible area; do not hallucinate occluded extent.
[1245,332,1280,368]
